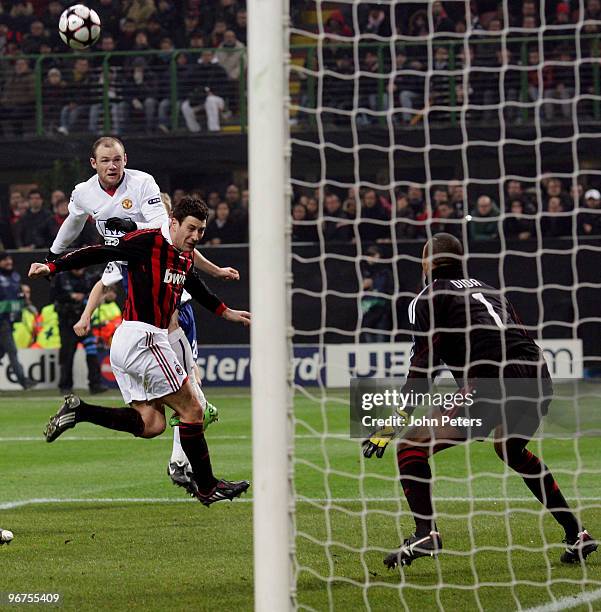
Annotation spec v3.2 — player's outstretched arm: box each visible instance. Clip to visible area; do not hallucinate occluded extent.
[193,249,240,281]
[48,211,89,260]
[221,308,251,326]
[73,279,106,337]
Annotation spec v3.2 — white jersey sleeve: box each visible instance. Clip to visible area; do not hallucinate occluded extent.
[137,176,167,229]
[49,187,89,254]
[101,261,124,287]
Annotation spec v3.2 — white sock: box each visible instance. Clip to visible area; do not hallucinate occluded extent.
[170,426,188,465]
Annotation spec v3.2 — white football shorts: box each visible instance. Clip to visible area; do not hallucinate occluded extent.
[111,320,188,404]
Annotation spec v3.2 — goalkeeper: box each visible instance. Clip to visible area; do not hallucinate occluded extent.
[363,233,596,569]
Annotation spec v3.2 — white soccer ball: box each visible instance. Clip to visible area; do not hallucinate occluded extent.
[58,4,101,50]
[0,529,14,544]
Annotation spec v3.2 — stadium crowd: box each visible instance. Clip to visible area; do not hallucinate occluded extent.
[0,1,599,135]
[291,178,601,243]
[0,181,249,249]
[0,0,248,134]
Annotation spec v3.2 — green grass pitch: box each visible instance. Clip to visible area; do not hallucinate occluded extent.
[0,387,600,611]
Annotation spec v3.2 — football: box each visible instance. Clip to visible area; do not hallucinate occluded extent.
[58,4,101,50]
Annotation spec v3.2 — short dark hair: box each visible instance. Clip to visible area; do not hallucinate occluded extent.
[172,196,209,223]
[28,188,43,198]
[426,232,464,267]
[91,136,125,158]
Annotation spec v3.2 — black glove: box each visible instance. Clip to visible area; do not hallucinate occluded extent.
[45,249,59,263]
[105,217,137,233]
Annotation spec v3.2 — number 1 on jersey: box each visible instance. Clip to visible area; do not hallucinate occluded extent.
[472,292,506,330]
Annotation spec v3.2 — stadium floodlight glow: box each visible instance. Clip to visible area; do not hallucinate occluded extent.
[248,0,293,610]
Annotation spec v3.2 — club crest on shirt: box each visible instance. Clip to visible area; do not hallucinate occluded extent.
[122,199,133,210]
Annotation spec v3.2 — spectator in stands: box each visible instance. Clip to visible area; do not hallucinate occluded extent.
[158,48,194,133]
[208,18,228,47]
[121,57,158,133]
[213,0,239,29]
[89,64,124,135]
[58,58,95,135]
[42,1,65,47]
[503,199,534,240]
[292,203,318,242]
[43,67,66,134]
[585,0,601,21]
[469,195,500,241]
[224,183,246,224]
[124,0,157,29]
[0,252,35,389]
[8,1,34,35]
[360,245,393,343]
[407,184,425,217]
[155,0,179,37]
[543,196,572,237]
[358,50,386,124]
[322,193,352,241]
[117,18,137,51]
[14,189,57,250]
[126,30,154,68]
[21,19,49,54]
[91,0,121,37]
[432,187,449,208]
[390,48,425,124]
[431,201,461,238]
[324,9,352,37]
[202,201,244,244]
[305,196,319,220]
[0,58,35,137]
[432,1,455,32]
[206,190,221,211]
[545,47,575,121]
[408,9,428,37]
[216,29,246,81]
[448,180,466,214]
[50,190,66,208]
[234,8,247,44]
[543,177,567,208]
[360,5,392,37]
[479,48,520,120]
[181,49,228,132]
[358,188,390,242]
[8,191,27,226]
[393,194,417,240]
[145,15,165,47]
[579,188,601,235]
[571,183,585,210]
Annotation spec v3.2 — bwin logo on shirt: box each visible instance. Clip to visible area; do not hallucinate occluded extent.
[163,269,186,285]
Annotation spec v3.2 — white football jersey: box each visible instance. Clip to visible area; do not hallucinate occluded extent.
[70,168,167,239]
[51,168,168,254]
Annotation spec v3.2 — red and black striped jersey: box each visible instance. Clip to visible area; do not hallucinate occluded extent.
[48,227,226,329]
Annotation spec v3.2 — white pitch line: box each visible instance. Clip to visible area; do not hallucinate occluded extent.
[0,434,349,441]
[523,587,601,612]
[2,496,601,510]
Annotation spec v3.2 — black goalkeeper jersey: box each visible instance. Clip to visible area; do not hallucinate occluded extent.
[48,227,225,329]
[404,263,543,391]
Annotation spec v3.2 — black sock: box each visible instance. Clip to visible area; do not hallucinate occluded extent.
[397,447,436,537]
[178,421,218,493]
[510,448,580,540]
[75,399,144,437]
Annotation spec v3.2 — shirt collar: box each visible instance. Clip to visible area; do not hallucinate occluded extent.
[161,220,173,245]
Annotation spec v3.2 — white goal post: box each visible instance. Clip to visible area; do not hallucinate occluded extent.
[248,0,293,610]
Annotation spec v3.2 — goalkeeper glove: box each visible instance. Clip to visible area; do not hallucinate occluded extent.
[105,217,137,233]
[361,409,410,459]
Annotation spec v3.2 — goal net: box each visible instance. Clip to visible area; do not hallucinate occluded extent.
[252,0,601,609]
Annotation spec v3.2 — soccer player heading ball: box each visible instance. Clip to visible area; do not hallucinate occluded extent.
[363,233,597,567]
[30,197,251,506]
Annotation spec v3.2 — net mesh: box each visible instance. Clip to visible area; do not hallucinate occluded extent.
[288,1,601,609]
